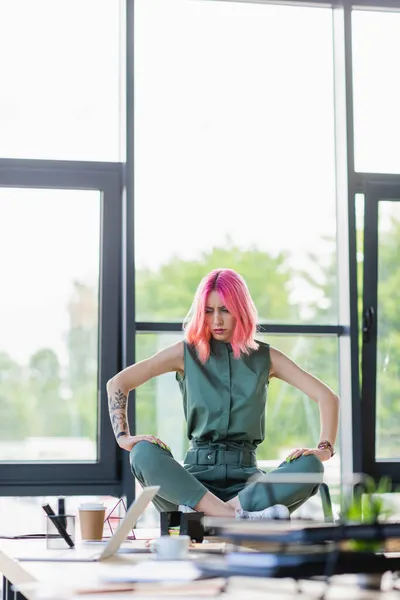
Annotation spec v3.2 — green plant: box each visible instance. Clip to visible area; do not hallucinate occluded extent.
[340,476,395,552]
[343,476,393,523]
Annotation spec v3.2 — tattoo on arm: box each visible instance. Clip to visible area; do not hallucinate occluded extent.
[111,413,128,436]
[108,389,129,438]
[108,389,127,410]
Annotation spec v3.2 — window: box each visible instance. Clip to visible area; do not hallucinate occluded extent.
[135,333,184,459]
[353,10,400,174]
[0,0,123,161]
[0,188,100,461]
[375,201,400,459]
[360,184,400,479]
[0,165,122,495]
[134,0,338,325]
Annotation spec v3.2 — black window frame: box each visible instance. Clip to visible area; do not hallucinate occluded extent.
[360,181,400,482]
[0,158,124,497]
[1,0,400,498]
[129,0,400,495]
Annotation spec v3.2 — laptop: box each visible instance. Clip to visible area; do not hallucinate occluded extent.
[19,486,160,562]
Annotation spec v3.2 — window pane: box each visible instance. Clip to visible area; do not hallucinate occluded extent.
[353,10,400,174]
[0,188,100,461]
[376,201,400,460]
[135,333,185,459]
[135,333,340,472]
[259,335,339,462]
[0,0,122,161]
[134,0,337,324]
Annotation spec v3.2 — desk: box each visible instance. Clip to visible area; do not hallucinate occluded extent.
[1,538,400,600]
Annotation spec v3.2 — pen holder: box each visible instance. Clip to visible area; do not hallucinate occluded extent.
[46,514,75,549]
[160,511,204,543]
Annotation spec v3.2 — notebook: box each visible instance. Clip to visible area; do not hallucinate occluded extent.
[197,548,400,580]
[19,486,159,562]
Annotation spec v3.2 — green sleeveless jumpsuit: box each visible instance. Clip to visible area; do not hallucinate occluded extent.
[130,339,323,513]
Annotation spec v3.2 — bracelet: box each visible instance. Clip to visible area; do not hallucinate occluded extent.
[117,431,128,439]
[317,440,335,457]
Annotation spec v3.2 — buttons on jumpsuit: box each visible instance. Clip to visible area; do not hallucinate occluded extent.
[207,454,212,460]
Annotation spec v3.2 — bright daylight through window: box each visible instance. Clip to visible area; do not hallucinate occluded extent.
[134,0,337,327]
[134,0,340,484]
[0,189,100,461]
[0,0,122,161]
[353,10,400,174]
[2,0,400,515]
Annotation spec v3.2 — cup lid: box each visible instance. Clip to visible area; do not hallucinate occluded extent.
[78,503,105,510]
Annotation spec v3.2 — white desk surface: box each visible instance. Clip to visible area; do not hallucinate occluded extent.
[1,538,400,600]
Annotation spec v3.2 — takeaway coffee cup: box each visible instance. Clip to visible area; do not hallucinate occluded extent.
[78,502,106,541]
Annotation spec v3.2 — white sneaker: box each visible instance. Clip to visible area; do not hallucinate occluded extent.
[236,504,290,520]
[178,505,197,513]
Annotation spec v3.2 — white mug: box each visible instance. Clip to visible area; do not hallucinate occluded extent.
[151,535,190,560]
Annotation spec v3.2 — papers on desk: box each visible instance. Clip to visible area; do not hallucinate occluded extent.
[14,561,224,599]
[102,559,203,583]
[100,563,226,598]
[14,577,227,599]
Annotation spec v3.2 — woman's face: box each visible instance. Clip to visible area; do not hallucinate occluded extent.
[205,290,236,342]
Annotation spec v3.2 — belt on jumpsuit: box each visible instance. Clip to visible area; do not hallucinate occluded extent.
[185,444,256,468]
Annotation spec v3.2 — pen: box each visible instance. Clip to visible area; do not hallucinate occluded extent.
[58,497,66,529]
[42,504,75,549]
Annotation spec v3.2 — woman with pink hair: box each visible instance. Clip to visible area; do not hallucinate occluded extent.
[107,268,339,520]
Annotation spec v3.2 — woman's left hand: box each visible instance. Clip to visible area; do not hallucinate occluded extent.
[285,447,332,463]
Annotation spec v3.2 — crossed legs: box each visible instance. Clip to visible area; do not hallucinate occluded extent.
[130,441,323,517]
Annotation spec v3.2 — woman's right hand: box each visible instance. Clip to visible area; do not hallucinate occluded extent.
[117,434,171,453]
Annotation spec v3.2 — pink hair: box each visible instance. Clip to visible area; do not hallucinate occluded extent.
[183,268,259,363]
